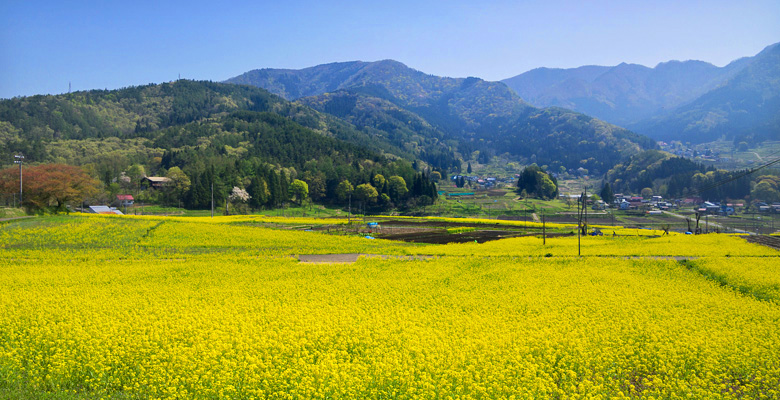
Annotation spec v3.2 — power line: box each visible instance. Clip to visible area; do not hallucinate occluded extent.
[693,150,780,195]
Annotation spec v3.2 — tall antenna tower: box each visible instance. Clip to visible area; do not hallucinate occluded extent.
[68,82,71,93]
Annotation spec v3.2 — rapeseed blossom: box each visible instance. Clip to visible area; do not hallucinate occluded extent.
[0,215,778,399]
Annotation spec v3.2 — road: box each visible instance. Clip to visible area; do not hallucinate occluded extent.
[661,210,753,234]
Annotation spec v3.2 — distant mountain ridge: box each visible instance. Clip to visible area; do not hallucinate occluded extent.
[227,60,656,173]
[633,42,780,143]
[501,42,779,144]
[503,57,751,127]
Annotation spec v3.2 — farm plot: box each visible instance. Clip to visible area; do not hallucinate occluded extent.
[0,215,779,399]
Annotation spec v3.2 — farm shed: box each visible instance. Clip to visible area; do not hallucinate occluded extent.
[86,206,123,215]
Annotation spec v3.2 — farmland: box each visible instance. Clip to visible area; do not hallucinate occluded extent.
[1,215,779,399]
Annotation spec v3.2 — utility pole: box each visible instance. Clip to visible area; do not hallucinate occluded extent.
[583,186,588,236]
[542,210,546,245]
[14,155,23,205]
[577,191,582,257]
[211,183,214,218]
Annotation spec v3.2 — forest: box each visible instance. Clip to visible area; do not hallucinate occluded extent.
[0,81,439,212]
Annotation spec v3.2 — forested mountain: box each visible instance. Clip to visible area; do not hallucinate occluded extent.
[502,56,751,127]
[605,150,754,201]
[227,60,656,173]
[0,80,412,162]
[0,80,434,209]
[298,90,460,171]
[632,43,780,144]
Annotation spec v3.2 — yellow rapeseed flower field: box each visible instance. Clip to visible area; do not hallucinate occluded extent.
[1,215,778,399]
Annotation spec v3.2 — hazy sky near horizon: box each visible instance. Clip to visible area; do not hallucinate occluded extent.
[1,0,778,98]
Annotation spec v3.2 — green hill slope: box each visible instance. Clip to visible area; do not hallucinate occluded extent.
[227,60,656,173]
[0,80,432,209]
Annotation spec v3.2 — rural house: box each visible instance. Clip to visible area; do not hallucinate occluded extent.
[142,176,172,189]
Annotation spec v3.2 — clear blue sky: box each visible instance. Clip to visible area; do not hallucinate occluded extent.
[1,0,778,98]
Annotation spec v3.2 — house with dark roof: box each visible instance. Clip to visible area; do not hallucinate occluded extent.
[142,176,172,189]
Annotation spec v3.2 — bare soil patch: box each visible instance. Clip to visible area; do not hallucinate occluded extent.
[379,230,572,244]
[379,219,542,230]
[744,235,780,251]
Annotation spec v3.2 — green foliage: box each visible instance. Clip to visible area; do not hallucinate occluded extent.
[289,179,309,205]
[516,165,558,200]
[227,60,656,172]
[354,183,378,204]
[335,180,354,202]
[751,175,780,203]
[0,81,438,211]
[605,150,758,200]
[600,182,615,204]
[388,176,408,201]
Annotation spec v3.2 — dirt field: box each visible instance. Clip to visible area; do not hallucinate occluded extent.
[378,230,573,244]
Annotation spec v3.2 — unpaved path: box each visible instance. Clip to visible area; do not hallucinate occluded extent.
[297,254,433,263]
[0,216,34,223]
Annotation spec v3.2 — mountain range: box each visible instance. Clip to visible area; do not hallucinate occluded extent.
[4,41,777,198]
[502,42,780,144]
[226,60,655,174]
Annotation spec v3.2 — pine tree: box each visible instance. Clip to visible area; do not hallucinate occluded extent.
[600,182,615,204]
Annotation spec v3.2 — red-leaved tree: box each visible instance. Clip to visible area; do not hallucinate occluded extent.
[0,164,100,212]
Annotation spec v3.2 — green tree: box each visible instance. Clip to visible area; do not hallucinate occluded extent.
[126,164,146,189]
[388,176,408,201]
[537,173,558,200]
[354,183,378,205]
[517,164,558,199]
[752,177,780,202]
[303,172,326,202]
[248,176,270,209]
[641,187,654,199]
[600,182,615,204]
[372,174,386,189]
[379,193,392,208]
[166,167,191,205]
[335,180,354,202]
[289,179,309,205]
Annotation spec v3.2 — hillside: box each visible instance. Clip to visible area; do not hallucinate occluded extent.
[227,61,656,173]
[0,80,413,162]
[604,149,756,201]
[0,80,431,209]
[631,43,780,144]
[298,90,460,171]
